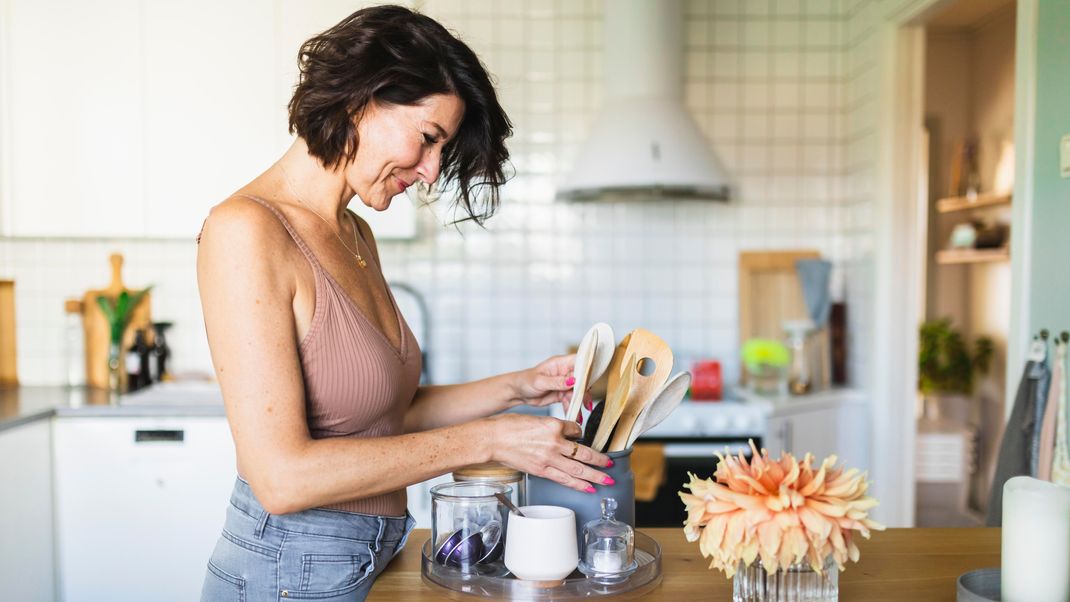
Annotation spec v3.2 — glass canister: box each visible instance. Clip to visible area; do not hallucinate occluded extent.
[578,497,637,584]
[453,461,526,507]
[429,481,510,574]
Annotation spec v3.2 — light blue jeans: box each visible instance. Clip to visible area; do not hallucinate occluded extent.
[200,477,416,601]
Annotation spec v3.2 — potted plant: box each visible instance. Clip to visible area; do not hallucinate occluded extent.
[917,318,993,420]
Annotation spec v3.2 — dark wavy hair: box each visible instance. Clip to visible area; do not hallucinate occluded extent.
[288,5,512,225]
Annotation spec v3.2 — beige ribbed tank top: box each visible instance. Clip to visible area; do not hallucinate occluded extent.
[205,195,422,517]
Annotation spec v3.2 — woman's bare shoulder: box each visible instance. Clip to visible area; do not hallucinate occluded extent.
[200,195,290,250]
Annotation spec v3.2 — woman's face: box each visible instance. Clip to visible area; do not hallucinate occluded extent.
[347,93,465,211]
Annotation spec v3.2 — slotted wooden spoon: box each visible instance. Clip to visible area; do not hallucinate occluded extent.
[606,329,674,451]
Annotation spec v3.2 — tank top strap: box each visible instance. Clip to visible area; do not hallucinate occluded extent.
[229,193,325,271]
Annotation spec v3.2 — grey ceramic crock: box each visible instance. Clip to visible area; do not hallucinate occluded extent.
[525,448,634,551]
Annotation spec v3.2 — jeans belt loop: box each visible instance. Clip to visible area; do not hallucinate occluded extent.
[254,508,270,539]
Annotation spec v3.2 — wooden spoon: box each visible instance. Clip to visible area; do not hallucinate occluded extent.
[590,354,635,452]
[587,322,615,388]
[564,326,599,423]
[606,329,674,451]
[619,372,692,450]
[590,332,632,401]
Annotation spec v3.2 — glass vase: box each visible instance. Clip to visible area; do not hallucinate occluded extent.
[732,555,838,602]
[107,341,123,404]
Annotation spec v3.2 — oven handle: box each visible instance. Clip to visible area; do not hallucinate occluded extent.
[662,442,752,458]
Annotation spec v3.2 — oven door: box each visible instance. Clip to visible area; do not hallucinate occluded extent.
[634,438,758,528]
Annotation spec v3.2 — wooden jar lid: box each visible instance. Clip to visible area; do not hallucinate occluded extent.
[453,461,522,482]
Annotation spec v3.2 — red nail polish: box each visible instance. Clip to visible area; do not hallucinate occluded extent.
[565,376,576,387]
[606,460,614,468]
[603,476,615,486]
[584,485,596,493]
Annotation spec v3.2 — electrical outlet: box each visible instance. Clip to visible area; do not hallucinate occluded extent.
[1062,134,1070,179]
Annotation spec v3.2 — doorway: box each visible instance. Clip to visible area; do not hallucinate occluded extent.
[914,0,1017,527]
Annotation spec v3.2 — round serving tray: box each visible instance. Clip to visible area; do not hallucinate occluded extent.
[420,530,663,600]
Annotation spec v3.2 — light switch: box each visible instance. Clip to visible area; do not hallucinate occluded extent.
[1062,134,1070,179]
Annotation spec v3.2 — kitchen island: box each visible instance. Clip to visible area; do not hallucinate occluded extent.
[368,527,1000,601]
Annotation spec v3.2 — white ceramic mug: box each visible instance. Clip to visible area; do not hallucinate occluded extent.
[504,505,579,581]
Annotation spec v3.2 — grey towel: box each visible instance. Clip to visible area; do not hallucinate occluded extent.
[987,358,1051,526]
[795,259,833,327]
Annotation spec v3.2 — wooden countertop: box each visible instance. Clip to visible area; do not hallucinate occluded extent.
[367,527,1000,601]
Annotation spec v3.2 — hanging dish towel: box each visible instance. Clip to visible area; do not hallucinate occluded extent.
[1038,340,1064,480]
[987,351,1051,526]
[1052,341,1070,486]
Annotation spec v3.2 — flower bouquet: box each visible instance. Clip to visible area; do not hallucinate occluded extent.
[679,441,884,601]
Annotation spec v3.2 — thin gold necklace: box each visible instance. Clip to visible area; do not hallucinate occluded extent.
[280,165,367,268]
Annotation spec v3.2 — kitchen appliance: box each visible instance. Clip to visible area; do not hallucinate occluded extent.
[557,0,729,200]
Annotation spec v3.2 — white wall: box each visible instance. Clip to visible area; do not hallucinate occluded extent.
[1,0,855,389]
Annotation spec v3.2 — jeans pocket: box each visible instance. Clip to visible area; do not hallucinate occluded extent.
[201,560,246,602]
[391,514,418,557]
[281,543,376,599]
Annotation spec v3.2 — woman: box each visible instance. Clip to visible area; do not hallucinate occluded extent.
[196,5,612,601]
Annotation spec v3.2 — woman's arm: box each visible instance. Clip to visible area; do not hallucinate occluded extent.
[404,356,588,432]
[198,199,609,515]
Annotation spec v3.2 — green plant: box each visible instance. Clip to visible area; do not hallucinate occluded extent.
[918,318,993,395]
[96,287,152,345]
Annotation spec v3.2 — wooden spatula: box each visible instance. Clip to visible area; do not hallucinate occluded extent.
[590,354,635,452]
[607,329,673,451]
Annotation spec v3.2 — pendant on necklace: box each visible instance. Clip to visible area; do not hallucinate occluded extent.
[357,256,368,268]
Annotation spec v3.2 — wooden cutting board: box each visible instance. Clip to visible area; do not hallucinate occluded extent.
[738,250,827,387]
[0,280,16,386]
[67,254,153,390]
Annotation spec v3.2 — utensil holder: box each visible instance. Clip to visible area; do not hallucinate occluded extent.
[526,448,634,551]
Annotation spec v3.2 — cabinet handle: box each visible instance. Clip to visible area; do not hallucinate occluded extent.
[134,429,185,443]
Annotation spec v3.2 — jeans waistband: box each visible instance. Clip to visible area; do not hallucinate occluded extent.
[230,476,413,547]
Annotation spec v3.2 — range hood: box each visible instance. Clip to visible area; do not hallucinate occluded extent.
[557,0,730,201]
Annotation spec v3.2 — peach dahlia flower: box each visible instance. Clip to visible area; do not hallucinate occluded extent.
[678,441,884,578]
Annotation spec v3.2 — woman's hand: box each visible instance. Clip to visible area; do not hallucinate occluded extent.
[512,354,594,423]
[484,414,613,493]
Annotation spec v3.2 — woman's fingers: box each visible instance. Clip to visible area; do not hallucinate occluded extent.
[558,439,611,468]
[542,465,596,493]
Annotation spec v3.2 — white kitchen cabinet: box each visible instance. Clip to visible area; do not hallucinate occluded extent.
[762,391,870,472]
[53,416,236,602]
[2,0,417,239]
[0,420,55,601]
[407,473,454,530]
[2,0,145,237]
[142,0,281,238]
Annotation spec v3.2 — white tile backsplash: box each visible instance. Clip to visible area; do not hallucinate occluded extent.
[2,0,868,390]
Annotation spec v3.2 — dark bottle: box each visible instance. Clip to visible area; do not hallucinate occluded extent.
[126,329,153,392]
[152,322,173,383]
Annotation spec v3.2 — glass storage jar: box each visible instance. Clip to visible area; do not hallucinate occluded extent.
[453,461,526,507]
[429,481,510,575]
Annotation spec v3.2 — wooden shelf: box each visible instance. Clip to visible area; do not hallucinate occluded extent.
[936,248,1010,265]
[937,193,1011,213]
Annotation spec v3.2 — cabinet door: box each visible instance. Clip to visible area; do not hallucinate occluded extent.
[3,0,145,237]
[142,0,279,238]
[0,420,55,601]
[53,416,236,602]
